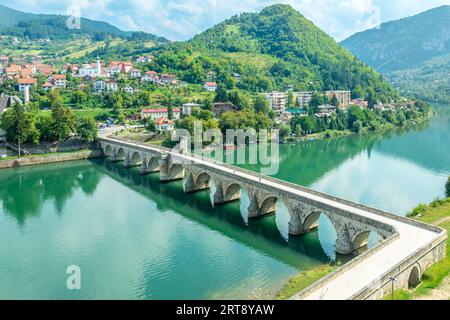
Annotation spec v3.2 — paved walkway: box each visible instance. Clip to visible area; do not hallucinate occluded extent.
[99,137,444,300]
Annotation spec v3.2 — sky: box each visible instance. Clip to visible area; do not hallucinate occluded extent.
[1,0,450,41]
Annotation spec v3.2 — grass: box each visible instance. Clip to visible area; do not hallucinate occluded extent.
[275,264,338,300]
[385,199,450,300]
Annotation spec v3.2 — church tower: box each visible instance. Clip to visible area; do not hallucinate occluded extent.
[95,56,101,76]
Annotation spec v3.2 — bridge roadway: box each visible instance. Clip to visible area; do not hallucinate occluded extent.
[98,137,446,300]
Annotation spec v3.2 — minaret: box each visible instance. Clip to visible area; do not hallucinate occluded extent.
[96,56,101,76]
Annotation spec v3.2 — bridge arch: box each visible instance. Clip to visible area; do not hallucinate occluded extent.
[130,152,143,166]
[116,148,126,161]
[260,195,278,215]
[104,144,113,157]
[302,210,321,233]
[148,156,159,171]
[168,163,184,179]
[408,264,422,288]
[195,172,211,187]
[225,183,241,200]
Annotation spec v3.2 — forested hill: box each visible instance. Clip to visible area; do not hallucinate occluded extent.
[341,5,450,72]
[0,4,168,42]
[341,5,450,103]
[151,4,399,102]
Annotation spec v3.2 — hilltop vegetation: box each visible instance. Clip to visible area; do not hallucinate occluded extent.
[0,4,167,42]
[342,5,450,103]
[142,4,399,102]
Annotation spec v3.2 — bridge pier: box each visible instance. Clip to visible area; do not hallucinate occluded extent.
[159,155,185,182]
[325,214,374,255]
[284,200,321,235]
[247,189,277,219]
[213,180,241,205]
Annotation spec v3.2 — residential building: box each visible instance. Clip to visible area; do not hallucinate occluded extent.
[315,104,337,118]
[106,81,118,92]
[122,62,134,74]
[123,86,134,94]
[0,56,9,65]
[351,98,369,109]
[17,78,37,92]
[130,69,142,78]
[373,103,385,111]
[160,74,177,85]
[93,80,106,93]
[204,82,218,92]
[213,102,238,118]
[155,117,175,131]
[182,103,202,116]
[263,92,287,113]
[51,74,67,88]
[141,108,181,120]
[292,91,314,107]
[325,90,351,108]
[42,82,54,91]
[141,71,159,82]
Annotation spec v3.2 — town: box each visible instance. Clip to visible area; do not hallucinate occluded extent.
[0,52,426,149]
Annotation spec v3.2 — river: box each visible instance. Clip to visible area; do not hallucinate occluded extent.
[0,108,449,299]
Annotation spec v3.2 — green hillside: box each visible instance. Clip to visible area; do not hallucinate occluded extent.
[0,4,168,42]
[342,5,450,102]
[342,5,450,72]
[149,4,398,102]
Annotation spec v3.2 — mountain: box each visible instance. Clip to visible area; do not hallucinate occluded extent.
[341,5,450,102]
[151,4,398,102]
[0,4,168,42]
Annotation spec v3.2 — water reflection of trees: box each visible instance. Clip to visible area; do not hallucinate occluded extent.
[0,161,102,225]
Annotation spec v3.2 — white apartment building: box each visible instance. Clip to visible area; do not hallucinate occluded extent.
[325,90,351,108]
[292,91,314,107]
[263,92,287,113]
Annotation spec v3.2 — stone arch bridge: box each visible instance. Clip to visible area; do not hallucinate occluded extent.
[98,137,446,300]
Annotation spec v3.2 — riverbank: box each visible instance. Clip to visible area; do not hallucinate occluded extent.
[385,198,450,300]
[275,264,338,299]
[291,112,433,143]
[0,149,104,169]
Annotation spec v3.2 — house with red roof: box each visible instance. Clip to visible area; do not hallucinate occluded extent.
[17,78,37,92]
[204,82,217,92]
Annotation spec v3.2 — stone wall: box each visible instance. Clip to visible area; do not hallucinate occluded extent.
[0,149,104,169]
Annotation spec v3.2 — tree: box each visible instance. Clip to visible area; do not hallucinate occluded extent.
[446,177,450,198]
[145,118,156,132]
[167,105,174,120]
[330,95,339,107]
[214,86,228,102]
[308,93,324,113]
[254,94,270,114]
[72,90,87,106]
[352,120,363,133]
[76,117,97,142]
[279,124,291,139]
[0,103,40,154]
[203,97,214,111]
[287,91,295,107]
[51,103,76,141]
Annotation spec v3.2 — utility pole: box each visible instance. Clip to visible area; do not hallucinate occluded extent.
[388,276,397,300]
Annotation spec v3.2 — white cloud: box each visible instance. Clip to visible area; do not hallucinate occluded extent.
[2,0,450,40]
